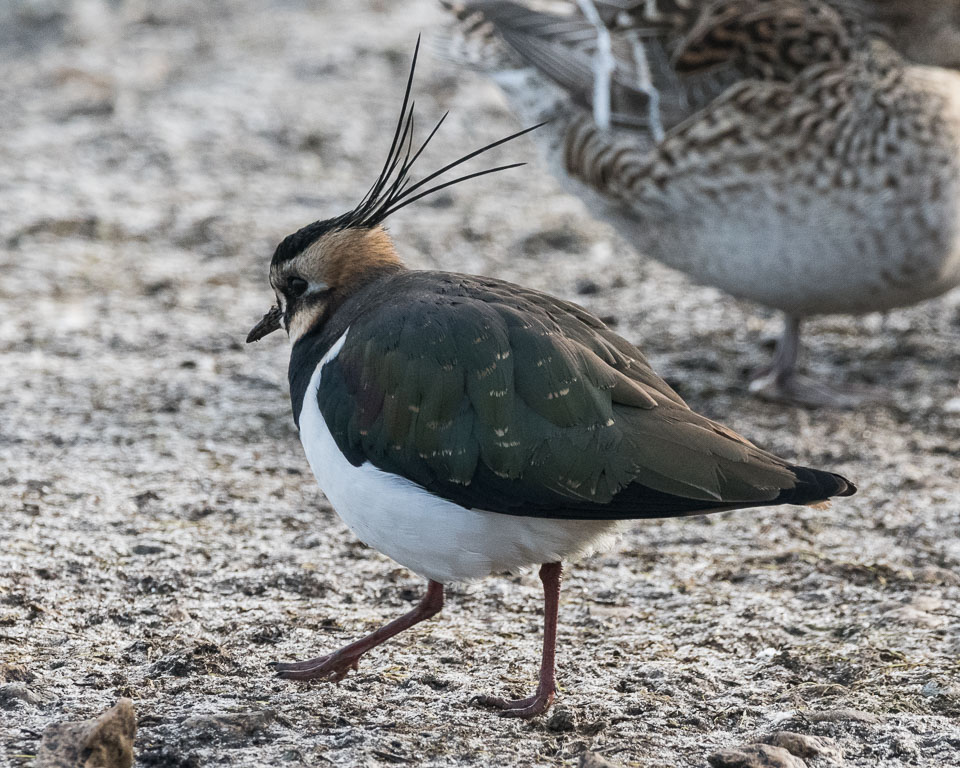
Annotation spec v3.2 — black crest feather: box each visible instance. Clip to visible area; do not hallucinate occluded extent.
[273,36,543,265]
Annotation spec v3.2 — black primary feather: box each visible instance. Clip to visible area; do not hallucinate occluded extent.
[272,35,543,266]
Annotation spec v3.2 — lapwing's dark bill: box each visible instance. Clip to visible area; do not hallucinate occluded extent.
[246,39,856,718]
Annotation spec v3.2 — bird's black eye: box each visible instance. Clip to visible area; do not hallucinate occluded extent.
[286,277,308,297]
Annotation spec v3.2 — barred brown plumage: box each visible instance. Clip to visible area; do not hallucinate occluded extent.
[442,0,960,407]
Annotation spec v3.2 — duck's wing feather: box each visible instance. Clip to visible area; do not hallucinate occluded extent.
[316,272,853,519]
[451,0,876,131]
[449,0,702,129]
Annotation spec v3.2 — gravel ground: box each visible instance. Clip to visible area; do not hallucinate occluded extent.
[1,1,959,766]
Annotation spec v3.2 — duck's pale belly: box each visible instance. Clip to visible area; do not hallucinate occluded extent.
[581,181,960,318]
[297,332,623,584]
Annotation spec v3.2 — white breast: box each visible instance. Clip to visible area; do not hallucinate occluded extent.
[297,330,624,584]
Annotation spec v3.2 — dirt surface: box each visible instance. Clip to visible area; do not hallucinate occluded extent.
[1,1,959,766]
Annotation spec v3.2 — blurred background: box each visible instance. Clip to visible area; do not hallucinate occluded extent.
[1,1,958,766]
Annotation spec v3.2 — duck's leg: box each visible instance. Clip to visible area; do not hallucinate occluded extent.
[273,580,444,682]
[476,562,562,718]
[749,315,865,408]
[575,0,615,130]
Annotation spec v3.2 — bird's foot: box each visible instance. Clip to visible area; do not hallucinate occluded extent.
[272,581,445,684]
[748,370,873,409]
[474,686,555,719]
[271,650,361,683]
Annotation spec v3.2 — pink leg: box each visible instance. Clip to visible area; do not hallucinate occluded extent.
[274,580,444,682]
[476,562,562,718]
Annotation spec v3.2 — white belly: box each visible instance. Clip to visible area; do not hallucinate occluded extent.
[297,331,624,584]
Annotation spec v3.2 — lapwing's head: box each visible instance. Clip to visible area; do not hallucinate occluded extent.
[246,36,541,345]
[249,221,403,344]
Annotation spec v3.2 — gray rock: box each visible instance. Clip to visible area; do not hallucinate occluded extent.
[0,663,36,683]
[131,542,166,555]
[0,683,44,709]
[916,565,960,586]
[762,732,843,764]
[708,744,807,768]
[579,751,624,768]
[37,698,135,768]
[545,706,577,732]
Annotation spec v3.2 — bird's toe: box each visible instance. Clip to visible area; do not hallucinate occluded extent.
[272,651,359,682]
[474,690,554,718]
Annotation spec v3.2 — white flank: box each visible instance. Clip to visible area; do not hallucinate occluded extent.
[298,330,625,583]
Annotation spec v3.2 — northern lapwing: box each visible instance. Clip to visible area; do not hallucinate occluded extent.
[246,40,856,718]
[442,0,960,407]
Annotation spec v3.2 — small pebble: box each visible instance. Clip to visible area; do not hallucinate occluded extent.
[942,396,960,414]
[546,707,577,732]
[579,751,623,768]
[0,683,44,709]
[576,278,600,295]
[762,732,843,764]
[131,542,166,556]
[37,698,135,768]
[708,743,806,768]
[0,663,36,683]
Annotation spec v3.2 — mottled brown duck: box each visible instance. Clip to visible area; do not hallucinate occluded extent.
[443,0,960,406]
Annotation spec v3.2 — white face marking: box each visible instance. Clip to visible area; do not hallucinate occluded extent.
[287,300,328,344]
[277,278,333,343]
